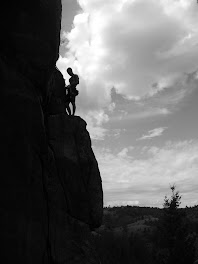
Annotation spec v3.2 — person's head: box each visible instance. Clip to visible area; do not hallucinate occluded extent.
[67,67,73,76]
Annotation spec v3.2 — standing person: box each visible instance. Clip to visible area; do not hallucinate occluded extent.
[67,67,79,115]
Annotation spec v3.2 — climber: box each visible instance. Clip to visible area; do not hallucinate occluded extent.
[66,67,79,116]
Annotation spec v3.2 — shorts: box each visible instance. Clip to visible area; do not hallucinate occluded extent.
[70,94,76,103]
[65,94,70,103]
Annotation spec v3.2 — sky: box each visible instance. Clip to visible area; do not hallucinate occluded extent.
[57,0,198,208]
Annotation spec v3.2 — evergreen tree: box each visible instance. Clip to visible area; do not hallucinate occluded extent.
[153,185,196,264]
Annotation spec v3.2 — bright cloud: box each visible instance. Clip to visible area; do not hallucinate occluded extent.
[138,127,167,140]
[79,109,109,140]
[95,140,198,207]
[58,0,198,113]
[58,0,198,208]
[113,108,170,122]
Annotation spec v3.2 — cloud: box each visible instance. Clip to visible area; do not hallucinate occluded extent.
[86,125,108,140]
[125,108,170,120]
[117,147,129,158]
[80,109,109,140]
[95,140,198,207]
[109,107,170,124]
[138,127,167,140]
[58,0,198,113]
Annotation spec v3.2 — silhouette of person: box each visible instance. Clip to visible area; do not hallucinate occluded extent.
[66,67,79,116]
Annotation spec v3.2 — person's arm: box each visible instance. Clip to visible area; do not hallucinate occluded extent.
[66,85,71,95]
[75,75,79,85]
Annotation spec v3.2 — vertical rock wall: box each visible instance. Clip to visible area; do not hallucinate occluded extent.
[0,1,103,263]
[0,1,62,263]
[47,114,103,228]
[46,113,103,263]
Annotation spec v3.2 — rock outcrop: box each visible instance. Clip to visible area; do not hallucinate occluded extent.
[46,114,103,263]
[0,0,62,92]
[47,114,103,226]
[0,62,50,263]
[0,2,103,263]
[0,1,62,262]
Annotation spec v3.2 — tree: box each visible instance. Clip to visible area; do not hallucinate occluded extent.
[153,185,196,264]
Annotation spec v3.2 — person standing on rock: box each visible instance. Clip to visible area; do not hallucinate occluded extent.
[66,67,79,115]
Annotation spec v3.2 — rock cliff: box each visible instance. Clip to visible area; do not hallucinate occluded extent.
[45,113,103,263]
[0,1,103,263]
[0,1,62,262]
[47,114,103,227]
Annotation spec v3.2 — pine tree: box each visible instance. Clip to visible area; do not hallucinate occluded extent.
[154,185,196,264]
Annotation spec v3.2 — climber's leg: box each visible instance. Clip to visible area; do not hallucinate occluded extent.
[71,101,76,116]
[65,102,71,115]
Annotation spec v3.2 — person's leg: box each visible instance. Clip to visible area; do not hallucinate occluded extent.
[71,101,76,116]
[65,102,71,115]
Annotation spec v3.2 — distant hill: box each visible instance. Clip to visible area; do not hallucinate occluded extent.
[98,205,198,233]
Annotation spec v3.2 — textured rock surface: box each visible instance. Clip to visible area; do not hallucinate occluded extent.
[47,113,103,263]
[0,1,62,263]
[1,2,103,263]
[47,114,103,227]
[0,60,49,263]
[0,0,62,102]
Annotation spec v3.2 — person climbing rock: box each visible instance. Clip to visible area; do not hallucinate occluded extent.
[66,67,79,116]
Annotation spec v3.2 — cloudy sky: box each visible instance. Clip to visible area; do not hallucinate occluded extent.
[57,0,198,208]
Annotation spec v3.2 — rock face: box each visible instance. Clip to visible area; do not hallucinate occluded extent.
[47,114,103,227]
[0,2,103,263]
[0,61,50,263]
[46,114,103,263]
[0,1,62,262]
[0,0,62,91]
